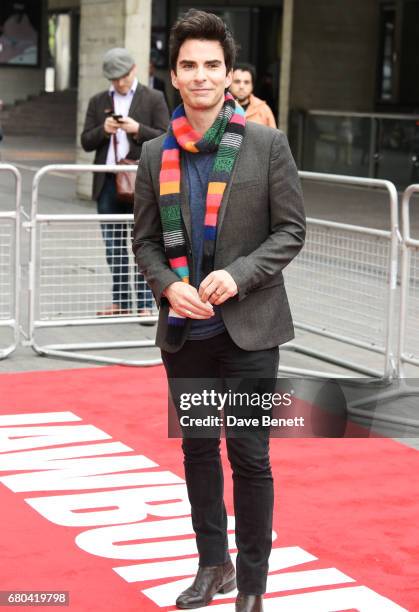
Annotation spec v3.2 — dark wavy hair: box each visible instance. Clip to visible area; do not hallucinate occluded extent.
[169,9,237,74]
[233,63,256,86]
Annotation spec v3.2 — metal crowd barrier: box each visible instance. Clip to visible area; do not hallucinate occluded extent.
[27,164,160,366]
[282,172,400,381]
[349,183,419,422]
[0,164,21,359]
[399,184,419,372]
[25,164,403,377]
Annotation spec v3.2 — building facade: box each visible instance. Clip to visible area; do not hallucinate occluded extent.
[1,0,419,188]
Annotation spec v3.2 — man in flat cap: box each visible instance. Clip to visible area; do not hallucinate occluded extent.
[81,48,170,320]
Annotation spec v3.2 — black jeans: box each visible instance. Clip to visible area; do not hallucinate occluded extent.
[97,174,153,310]
[161,331,279,595]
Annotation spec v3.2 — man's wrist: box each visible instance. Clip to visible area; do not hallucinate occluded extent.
[161,283,172,298]
[162,280,181,298]
[162,282,173,298]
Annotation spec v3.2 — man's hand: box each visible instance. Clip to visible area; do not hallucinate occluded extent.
[164,282,214,319]
[119,117,140,134]
[199,270,238,305]
[104,117,120,134]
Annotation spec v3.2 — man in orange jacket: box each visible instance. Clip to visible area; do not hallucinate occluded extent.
[230,63,277,128]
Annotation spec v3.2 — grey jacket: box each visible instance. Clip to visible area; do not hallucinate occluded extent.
[81,84,169,201]
[132,122,306,353]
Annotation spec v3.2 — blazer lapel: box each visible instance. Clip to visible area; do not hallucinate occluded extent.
[128,84,143,116]
[216,139,244,235]
[104,91,114,114]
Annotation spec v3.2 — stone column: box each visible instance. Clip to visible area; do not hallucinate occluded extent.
[76,0,151,198]
[125,0,151,85]
[279,0,294,133]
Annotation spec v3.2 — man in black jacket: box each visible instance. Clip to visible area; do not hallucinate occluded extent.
[81,47,169,318]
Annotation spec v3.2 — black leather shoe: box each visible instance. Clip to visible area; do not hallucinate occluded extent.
[235,593,264,612]
[176,558,236,609]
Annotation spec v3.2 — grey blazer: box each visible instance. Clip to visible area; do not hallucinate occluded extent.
[132,122,306,353]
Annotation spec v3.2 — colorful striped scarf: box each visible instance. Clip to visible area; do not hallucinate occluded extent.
[159,92,246,345]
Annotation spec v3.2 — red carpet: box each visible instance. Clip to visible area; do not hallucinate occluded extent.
[0,366,417,611]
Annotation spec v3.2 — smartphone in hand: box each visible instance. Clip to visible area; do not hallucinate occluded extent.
[105,109,123,123]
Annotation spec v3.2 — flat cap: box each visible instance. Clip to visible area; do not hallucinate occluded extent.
[103,48,135,80]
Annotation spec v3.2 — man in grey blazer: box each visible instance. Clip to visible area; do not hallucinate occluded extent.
[133,10,305,612]
[81,48,169,319]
